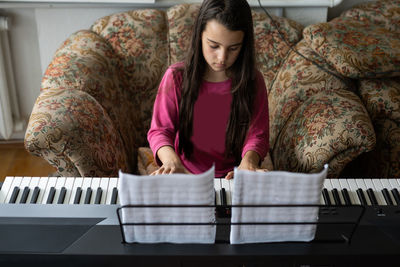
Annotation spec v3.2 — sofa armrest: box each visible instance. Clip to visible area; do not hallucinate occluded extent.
[272,90,376,177]
[25,89,132,177]
[25,29,141,176]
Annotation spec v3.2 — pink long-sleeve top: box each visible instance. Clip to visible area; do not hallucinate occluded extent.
[147,62,269,177]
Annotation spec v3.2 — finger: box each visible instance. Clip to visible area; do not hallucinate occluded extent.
[150,168,161,176]
[225,171,234,180]
[256,168,269,172]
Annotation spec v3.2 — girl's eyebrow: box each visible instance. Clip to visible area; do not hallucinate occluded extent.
[207,38,242,47]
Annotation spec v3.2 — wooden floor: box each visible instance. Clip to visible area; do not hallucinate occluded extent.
[0,142,56,183]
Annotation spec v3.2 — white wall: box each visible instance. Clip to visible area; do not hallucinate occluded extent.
[0,0,371,140]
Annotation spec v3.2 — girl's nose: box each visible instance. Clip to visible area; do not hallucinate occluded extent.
[218,49,227,62]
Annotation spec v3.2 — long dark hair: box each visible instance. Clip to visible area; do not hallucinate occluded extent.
[178,0,257,163]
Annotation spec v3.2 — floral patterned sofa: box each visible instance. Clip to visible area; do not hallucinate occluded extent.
[25,2,381,178]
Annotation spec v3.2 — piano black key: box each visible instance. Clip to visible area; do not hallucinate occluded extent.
[322,188,331,205]
[332,188,342,205]
[341,188,352,205]
[30,186,40,204]
[84,188,92,204]
[46,187,56,204]
[367,188,378,206]
[95,187,102,204]
[220,188,227,206]
[57,187,66,204]
[382,188,394,205]
[391,188,400,206]
[356,188,367,206]
[20,186,30,204]
[74,187,82,204]
[111,188,118,205]
[9,186,20,204]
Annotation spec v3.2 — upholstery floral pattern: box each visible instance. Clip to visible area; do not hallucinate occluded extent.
[91,9,169,146]
[26,30,136,176]
[303,0,400,79]
[301,0,400,177]
[252,10,303,92]
[341,0,400,32]
[25,3,382,178]
[353,78,400,177]
[268,40,375,177]
[167,4,200,65]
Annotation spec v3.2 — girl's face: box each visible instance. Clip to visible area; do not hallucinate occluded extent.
[201,19,244,81]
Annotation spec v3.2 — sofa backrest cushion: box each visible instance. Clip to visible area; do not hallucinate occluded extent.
[303,0,400,79]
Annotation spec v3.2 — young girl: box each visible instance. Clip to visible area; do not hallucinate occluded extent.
[147,0,269,179]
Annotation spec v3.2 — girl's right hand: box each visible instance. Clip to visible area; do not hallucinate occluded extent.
[150,146,191,175]
[150,161,191,175]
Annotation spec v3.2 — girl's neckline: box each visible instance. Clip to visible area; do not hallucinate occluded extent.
[202,78,231,84]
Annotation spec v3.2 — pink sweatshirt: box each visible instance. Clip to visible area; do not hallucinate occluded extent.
[147,63,269,177]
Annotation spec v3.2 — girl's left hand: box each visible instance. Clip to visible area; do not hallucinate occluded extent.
[224,150,269,179]
[224,167,269,180]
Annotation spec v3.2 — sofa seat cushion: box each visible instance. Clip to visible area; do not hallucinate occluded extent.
[303,15,400,79]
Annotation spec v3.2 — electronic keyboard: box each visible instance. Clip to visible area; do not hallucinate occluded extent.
[2,176,400,206]
[1,176,400,267]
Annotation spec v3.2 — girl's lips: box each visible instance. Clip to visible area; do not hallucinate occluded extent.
[214,63,226,68]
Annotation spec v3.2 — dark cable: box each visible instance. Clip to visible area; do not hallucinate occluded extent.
[257,0,355,90]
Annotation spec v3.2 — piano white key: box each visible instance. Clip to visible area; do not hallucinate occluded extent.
[69,177,83,204]
[355,179,372,206]
[63,178,75,204]
[229,179,234,205]
[5,176,23,203]
[214,179,221,205]
[323,179,335,205]
[320,193,325,205]
[387,179,400,205]
[90,178,101,204]
[54,177,66,204]
[42,177,57,204]
[330,179,345,205]
[221,178,231,206]
[106,178,118,205]
[0,176,14,203]
[371,179,387,205]
[364,178,383,205]
[26,177,40,204]
[16,177,31,204]
[99,178,110,204]
[36,177,49,204]
[80,177,93,204]
[116,177,120,205]
[347,179,361,205]
[339,179,356,205]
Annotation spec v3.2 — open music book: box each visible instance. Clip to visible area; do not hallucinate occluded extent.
[230,165,328,244]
